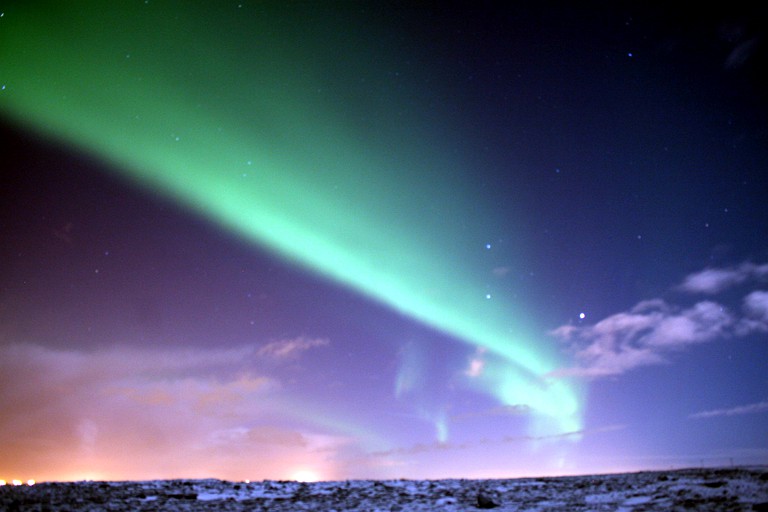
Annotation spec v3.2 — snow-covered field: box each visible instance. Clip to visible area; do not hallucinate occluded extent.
[1,466,766,511]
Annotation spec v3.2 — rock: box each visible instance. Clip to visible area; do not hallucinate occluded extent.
[476,489,500,509]
[435,496,457,506]
[167,492,197,500]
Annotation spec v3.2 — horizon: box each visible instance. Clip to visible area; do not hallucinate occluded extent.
[1,2,766,483]
[4,462,765,487]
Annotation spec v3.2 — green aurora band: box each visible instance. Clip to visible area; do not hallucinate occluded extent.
[0,2,582,438]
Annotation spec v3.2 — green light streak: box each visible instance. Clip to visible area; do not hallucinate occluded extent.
[0,2,582,435]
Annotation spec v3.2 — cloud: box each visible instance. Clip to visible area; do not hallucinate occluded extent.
[724,36,761,70]
[492,266,511,277]
[257,336,329,359]
[368,423,625,458]
[550,300,732,378]
[677,262,768,294]
[642,301,732,347]
[689,400,768,419]
[208,425,313,449]
[744,290,768,319]
[451,404,532,422]
[551,261,768,379]
[736,290,768,335]
[0,342,364,481]
[502,423,627,443]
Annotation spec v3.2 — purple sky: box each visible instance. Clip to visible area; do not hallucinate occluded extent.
[1,2,766,482]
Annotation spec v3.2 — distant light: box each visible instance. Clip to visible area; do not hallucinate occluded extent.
[12,479,22,486]
[244,479,250,484]
[628,52,633,57]
[486,294,491,299]
[27,479,35,486]
[0,480,5,486]
[291,469,320,482]
[579,312,585,319]
[485,243,491,249]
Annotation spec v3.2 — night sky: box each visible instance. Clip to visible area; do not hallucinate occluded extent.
[1,1,767,482]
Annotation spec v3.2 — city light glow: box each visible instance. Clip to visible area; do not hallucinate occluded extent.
[3,479,35,486]
[291,470,321,483]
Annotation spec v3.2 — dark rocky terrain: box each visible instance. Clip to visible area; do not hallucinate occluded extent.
[1,466,766,511]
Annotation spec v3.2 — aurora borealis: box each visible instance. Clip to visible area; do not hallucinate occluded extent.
[1,0,581,442]
[2,2,767,482]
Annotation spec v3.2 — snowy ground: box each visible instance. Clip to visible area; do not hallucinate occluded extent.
[1,466,766,511]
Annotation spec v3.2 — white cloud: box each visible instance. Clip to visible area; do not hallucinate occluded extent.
[551,261,768,379]
[550,300,732,378]
[678,268,746,294]
[689,400,768,419]
[257,336,329,359]
[677,262,768,294]
[643,301,731,347]
[735,290,768,335]
[744,290,768,318]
